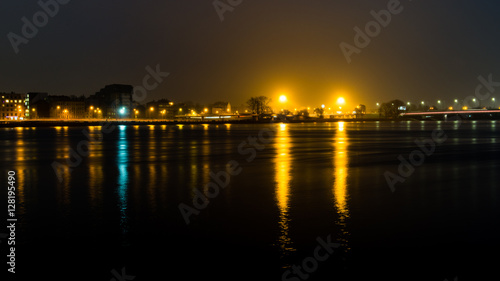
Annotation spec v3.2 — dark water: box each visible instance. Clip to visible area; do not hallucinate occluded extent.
[2,121,500,280]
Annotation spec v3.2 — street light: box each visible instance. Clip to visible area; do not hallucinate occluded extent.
[279,95,287,103]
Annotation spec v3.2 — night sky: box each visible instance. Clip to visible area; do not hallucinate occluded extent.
[2,0,500,110]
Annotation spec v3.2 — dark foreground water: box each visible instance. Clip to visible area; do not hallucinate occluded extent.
[1,121,500,280]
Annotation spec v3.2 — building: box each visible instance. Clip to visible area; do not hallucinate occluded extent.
[145,99,174,119]
[26,92,49,119]
[48,96,86,119]
[1,93,27,120]
[211,102,231,114]
[88,84,133,119]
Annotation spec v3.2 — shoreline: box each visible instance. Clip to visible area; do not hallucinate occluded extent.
[0,118,376,128]
[1,116,500,128]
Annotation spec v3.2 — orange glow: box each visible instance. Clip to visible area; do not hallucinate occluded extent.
[274,123,295,254]
[333,121,350,246]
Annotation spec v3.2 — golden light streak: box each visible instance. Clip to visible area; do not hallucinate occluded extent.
[333,121,350,248]
[274,123,295,255]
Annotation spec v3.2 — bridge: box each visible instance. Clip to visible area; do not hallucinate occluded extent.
[400,109,500,120]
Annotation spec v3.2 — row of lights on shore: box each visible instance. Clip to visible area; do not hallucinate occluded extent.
[376,97,497,109]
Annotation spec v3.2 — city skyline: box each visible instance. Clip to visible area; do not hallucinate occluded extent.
[2,1,500,108]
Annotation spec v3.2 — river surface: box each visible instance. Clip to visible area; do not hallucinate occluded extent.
[1,121,499,280]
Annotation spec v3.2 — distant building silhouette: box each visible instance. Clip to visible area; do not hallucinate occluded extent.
[88,84,133,119]
[48,95,85,119]
[145,98,174,119]
[211,102,231,114]
[27,92,49,118]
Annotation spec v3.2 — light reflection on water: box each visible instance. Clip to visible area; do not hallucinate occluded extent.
[117,125,130,244]
[4,121,500,279]
[14,129,26,219]
[333,122,350,250]
[274,123,295,256]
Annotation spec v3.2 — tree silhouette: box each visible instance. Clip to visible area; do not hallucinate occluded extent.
[379,100,405,118]
[313,107,325,118]
[246,96,272,115]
